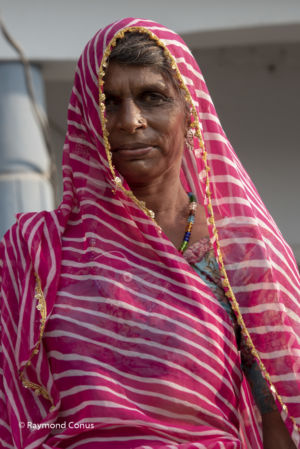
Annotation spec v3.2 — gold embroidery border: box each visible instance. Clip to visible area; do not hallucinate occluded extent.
[98,25,299,432]
[98,26,204,221]
[19,274,54,409]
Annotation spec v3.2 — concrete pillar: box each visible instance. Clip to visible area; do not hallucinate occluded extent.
[0,62,54,238]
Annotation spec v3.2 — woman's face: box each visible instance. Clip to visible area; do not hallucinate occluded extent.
[104,62,188,188]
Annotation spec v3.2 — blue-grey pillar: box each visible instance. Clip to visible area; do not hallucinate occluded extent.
[0,62,54,239]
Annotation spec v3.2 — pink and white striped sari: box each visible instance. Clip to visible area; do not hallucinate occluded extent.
[1,18,299,449]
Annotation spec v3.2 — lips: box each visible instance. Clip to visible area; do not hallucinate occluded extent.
[111,143,156,158]
[111,142,154,151]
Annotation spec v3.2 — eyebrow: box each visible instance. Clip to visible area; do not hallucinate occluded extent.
[104,81,169,96]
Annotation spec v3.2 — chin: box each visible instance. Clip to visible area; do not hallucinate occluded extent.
[115,161,160,187]
[123,172,158,189]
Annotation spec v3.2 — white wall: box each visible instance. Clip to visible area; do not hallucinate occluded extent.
[1,0,300,59]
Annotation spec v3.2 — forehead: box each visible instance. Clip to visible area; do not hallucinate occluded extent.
[103,62,177,95]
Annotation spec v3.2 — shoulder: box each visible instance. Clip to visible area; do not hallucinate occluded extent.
[0,209,63,289]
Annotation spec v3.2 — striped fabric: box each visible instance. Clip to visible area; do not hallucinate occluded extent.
[0,17,299,449]
[42,238,245,448]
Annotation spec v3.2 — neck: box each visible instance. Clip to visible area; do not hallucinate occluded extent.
[130,177,189,226]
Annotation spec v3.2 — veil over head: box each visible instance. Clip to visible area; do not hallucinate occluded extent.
[1,17,300,448]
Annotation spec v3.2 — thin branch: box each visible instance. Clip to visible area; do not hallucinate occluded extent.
[0,13,58,200]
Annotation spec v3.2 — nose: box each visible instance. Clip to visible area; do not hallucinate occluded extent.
[118,99,146,134]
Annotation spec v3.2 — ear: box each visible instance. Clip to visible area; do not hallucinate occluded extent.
[183,100,191,136]
[184,116,191,138]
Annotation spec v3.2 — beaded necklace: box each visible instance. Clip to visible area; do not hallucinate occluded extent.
[179,192,197,253]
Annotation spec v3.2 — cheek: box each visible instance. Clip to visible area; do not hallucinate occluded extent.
[162,112,187,146]
[104,113,115,136]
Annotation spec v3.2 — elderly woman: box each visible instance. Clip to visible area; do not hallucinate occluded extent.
[0,17,299,449]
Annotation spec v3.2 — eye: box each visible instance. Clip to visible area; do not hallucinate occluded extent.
[140,91,171,105]
[104,94,119,110]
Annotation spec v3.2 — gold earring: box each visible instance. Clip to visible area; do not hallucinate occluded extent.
[186,127,195,151]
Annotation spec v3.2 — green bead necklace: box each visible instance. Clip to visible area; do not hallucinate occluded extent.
[179,192,197,254]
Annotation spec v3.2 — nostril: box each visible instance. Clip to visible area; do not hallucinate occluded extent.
[118,102,147,133]
[137,117,147,127]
